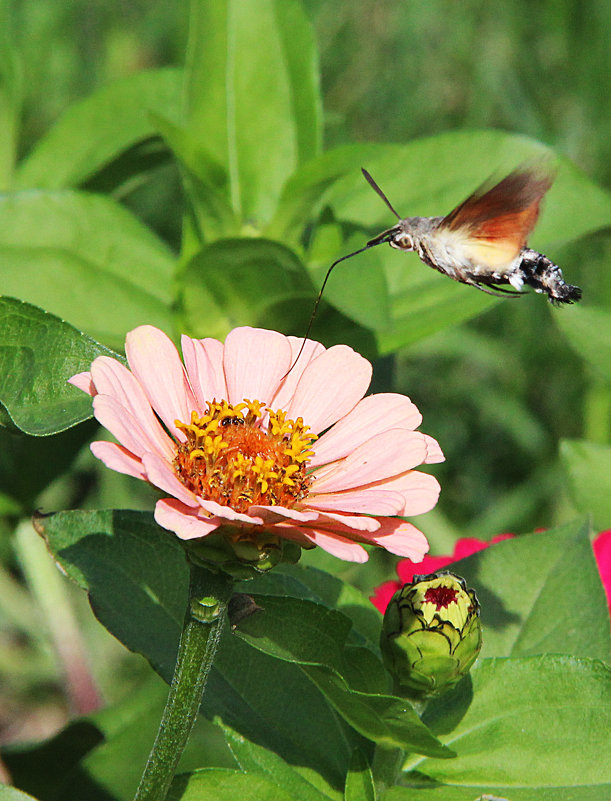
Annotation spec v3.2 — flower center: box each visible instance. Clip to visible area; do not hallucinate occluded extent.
[423,585,459,611]
[173,400,316,513]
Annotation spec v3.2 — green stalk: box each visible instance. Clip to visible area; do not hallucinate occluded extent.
[133,562,233,801]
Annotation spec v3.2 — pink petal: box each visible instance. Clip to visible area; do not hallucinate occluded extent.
[197,498,264,526]
[424,434,445,464]
[313,430,428,494]
[270,337,326,411]
[93,395,160,459]
[125,325,197,440]
[181,335,227,409]
[367,518,429,560]
[223,327,292,406]
[68,371,96,395]
[155,498,222,541]
[90,441,146,480]
[313,512,381,533]
[310,393,422,467]
[90,357,174,460]
[248,505,320,525]
[140,452,199,507]
[299,528,369,562]
[285,345,372,435]
[359,471,441,516]
[304,489,406,516]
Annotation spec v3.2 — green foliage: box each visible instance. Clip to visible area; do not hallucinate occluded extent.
[0,0,609,798]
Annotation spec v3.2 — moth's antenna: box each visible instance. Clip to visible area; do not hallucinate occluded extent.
[283,238,391,379]
[361,168,401,220]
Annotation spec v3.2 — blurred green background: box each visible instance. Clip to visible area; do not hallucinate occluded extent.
[1,0,609,760]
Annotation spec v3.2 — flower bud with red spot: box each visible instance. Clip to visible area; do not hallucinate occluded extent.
[380,571,482,698]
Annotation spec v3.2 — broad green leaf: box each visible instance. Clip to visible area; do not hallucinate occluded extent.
[178,238,313,339]
[152,113,238,245]
[40,509,365,787]
[0,298,120,435]
[233,594,351,670]
[0,191,175,348]
[344,750,375,801]
[248,564,382,650]
[308,226,391,332]
[560,440,611,530]
[167,769,296,801]
[0,1,21,189]
[387,784,609,800]
[185,0,321,225]
[222,724,338,801]
[232,602,451,758]
[0,790,40,801]
[304,665,453,759]
[446,520,610,662]
[400,656,610,794]
[555,305,611,382]
[265,143,383,247]
[16,68,182,190]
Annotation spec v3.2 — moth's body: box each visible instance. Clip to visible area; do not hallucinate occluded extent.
[363,165,582,304]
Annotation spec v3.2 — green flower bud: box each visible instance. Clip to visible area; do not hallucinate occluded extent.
[380,571,482,699]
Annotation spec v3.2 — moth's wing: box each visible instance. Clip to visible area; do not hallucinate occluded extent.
[440,165,555,267]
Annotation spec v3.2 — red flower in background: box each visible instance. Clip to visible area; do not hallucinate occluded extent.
[371,530,611,616]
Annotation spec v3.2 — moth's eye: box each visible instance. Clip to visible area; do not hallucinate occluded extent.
[393,233,413,251]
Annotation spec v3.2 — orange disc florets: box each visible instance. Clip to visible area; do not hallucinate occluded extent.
[173,400,316,513]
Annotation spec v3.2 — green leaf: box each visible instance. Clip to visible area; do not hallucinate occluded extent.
[232,594,351,670]
[344,750,375,801]
[447,520,610,662]
[0,298,120,435]
[152,113,238,245]
[0,1,21,189]
[178,238,313,339]
[387,785,610,800]
[222,724,338,801]
[185,0,321,226]
[15,68,182,190]
[40,509,365,788]
[265,144,383,246]
[167,769,296,801]
[304,665,454,759]
[0,190,175,348]
[308,227,390,332]
[399,656,610,797]
[560,440,611,530]
[555,305,611,382]
[0,789,40,801]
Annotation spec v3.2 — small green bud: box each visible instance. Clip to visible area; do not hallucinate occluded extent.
[380,571,482,699]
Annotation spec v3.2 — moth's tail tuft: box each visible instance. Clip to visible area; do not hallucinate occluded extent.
[519,248,582,305]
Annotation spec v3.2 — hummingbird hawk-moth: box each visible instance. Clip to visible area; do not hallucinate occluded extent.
[288,163,581,374]
[360,163,581,304]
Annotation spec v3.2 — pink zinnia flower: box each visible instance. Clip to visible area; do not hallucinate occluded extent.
[371,530,611,614]
[69,325,444,563]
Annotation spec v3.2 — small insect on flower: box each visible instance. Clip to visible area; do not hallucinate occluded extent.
[361,162,582,304]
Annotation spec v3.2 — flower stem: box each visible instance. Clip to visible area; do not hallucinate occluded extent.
[133,562,233,801]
